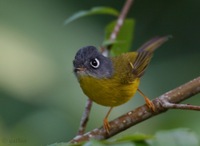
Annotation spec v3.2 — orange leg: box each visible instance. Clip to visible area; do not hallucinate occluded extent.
[137,89,156,112]
[103,107,113,134]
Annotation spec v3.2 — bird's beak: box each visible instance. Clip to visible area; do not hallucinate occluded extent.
[74,67,86,73]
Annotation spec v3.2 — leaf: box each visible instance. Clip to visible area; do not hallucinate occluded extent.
[64,7,119,25]
[82,134,150,146]
[103,18,135,56]
[47,142,83,146]
[102,40,118,47]
[83,139,106,146]
[105,133,151,146]
[47,142,70,146]
[148,128,199,146]
[116,133,152,142]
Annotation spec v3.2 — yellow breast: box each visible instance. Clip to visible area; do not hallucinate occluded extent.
[79,76,140,107]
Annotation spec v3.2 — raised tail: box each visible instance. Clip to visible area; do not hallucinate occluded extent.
[137,35,171,53]
[132,35,171,78]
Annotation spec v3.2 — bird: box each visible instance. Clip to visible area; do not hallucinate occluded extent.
[73,36,169,133]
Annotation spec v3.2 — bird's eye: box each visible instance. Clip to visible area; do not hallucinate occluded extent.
[90,58,100,69]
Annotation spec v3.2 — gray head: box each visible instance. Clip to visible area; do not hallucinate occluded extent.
[73,46,113,79]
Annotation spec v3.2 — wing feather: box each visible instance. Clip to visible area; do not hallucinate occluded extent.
[132,36,170,77]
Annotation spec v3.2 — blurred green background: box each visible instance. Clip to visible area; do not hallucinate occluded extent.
[0,0,200,145]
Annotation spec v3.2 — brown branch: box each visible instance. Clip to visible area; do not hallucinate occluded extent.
[70,76,200,144]
[161,102,200,110]
[109,0,133,42]
[77,99,93,135]
[77,0,134,135]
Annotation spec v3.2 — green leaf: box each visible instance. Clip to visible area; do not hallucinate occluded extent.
[47,142,70,146]
[83,139,106,146]
[47,142,83,146]
[64,7,119,25]
[82,134,150,146]
[116,133,152,142]
[106,133,151,146]
[102,40,118,47]
[103,18,135,56]
[148,128,199,146]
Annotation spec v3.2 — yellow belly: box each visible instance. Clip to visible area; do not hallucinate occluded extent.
[79,76,140,107]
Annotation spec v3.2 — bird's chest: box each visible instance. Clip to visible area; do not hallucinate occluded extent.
[78,76,140,107]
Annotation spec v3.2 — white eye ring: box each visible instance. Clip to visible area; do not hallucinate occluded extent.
[90,58,100,69]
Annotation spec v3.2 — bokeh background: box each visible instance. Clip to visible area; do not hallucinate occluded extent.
[0,0,200,145]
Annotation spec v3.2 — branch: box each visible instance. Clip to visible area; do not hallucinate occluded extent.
[77,0,134,135]
[77,99,93,135]
[109,0,133,42]
[70,76,200,144]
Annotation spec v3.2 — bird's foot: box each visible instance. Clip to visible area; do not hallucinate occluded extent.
[103,118,110,134]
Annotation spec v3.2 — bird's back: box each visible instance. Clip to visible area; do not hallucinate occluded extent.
[111,52,139,84]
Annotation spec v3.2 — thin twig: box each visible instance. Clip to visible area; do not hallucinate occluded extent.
[161,102,200,111]
[77,0,134,135]
[77,99,93,135]
[109,0,134,42]
[70,76,200,143]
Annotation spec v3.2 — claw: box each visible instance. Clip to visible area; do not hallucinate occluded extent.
[144,96,156,112]
[103,118,110,134]
[138,89,156,112]
[103,107,113,134]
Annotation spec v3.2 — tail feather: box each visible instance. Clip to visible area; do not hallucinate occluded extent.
[137,35,171,53]
[132,35,171,77]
